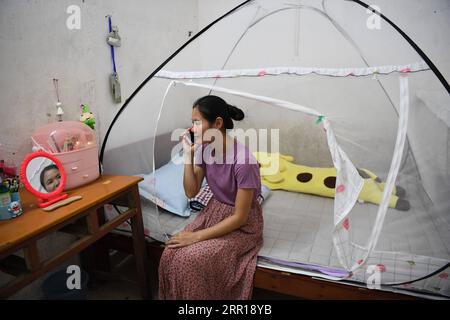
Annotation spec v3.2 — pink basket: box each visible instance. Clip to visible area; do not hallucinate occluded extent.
[31,121,100,190]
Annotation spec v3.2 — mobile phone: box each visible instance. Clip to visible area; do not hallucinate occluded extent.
[189,129,195,144]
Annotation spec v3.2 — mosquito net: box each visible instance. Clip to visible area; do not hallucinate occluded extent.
[102,0,450,298]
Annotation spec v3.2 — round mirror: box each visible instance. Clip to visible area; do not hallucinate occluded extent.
[20,151,68,208]
[27,158,61,193]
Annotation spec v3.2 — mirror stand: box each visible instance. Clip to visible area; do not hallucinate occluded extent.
[37,192,69,208]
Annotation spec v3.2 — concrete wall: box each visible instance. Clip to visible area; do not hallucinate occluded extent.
[0,0,198,164]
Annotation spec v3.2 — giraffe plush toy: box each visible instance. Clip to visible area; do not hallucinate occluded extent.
[253,151,410,211]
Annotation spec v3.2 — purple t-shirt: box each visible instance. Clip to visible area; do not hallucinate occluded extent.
[194,139,261,206]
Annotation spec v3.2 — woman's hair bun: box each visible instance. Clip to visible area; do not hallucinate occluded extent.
[227,104,244,121]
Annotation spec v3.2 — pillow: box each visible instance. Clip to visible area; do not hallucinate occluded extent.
[137,152,192,217]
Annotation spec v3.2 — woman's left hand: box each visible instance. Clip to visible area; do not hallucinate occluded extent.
[166,231,201,249]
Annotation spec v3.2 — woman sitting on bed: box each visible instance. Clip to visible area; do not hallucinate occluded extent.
[158,95,263,300]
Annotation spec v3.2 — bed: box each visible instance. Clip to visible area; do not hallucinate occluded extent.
[100,132,448,299]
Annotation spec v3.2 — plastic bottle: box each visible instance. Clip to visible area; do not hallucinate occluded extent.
[0,184,11,220]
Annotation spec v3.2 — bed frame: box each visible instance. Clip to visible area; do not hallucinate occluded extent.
[96,232,415,300]
[100,133,417,300]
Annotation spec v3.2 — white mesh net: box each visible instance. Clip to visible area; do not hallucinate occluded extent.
[102,0,450,297]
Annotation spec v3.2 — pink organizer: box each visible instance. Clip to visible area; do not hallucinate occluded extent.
[31,121,100,190]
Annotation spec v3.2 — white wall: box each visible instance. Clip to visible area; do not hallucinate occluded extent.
[0,0,198,164]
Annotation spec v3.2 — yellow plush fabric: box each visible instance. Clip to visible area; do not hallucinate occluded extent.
[253,152,409,210]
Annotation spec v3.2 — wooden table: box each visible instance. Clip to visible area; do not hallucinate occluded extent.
[0,175,150,299]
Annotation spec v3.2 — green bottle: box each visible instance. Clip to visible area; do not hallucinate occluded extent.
[0,184,11,220]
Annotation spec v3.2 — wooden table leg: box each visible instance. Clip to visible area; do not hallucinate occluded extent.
[129,185,151,299]
[24,242,41,272]
[94,206,111,272]
[81,208,111,287]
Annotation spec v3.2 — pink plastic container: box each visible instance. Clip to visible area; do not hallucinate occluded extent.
[31,121,100,190]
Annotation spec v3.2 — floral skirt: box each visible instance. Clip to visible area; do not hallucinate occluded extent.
[158,197,263,300]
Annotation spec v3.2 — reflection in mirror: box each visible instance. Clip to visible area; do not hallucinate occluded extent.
[26,157,61,193]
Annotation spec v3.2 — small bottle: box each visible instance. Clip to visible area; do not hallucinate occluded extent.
[0,184,11,220]
[9,191,23,218]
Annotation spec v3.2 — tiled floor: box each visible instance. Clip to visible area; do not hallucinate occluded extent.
[87,251,299,300]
